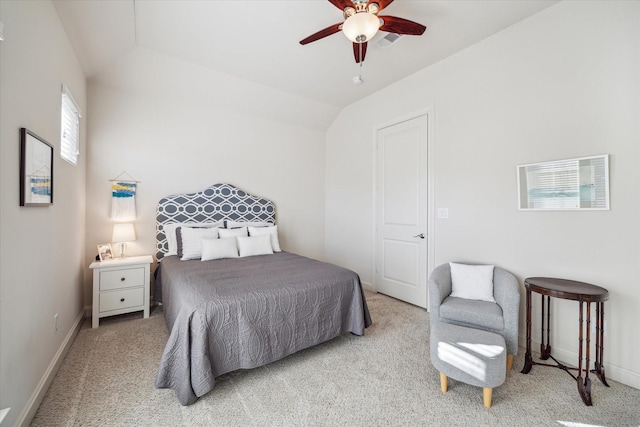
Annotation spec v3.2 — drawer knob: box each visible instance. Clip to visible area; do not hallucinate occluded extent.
[120,298,125,302]
[120,277,125,281]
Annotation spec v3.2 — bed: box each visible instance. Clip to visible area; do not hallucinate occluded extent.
[153,183,372,405]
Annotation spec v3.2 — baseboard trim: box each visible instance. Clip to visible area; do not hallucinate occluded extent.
[16,309,84,427]
[518,336,640,390]
[361,280,375,293]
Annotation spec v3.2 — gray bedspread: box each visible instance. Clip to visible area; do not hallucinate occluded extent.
[155,252,372,405]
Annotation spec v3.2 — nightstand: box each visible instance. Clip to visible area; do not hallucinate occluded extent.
[90,255,153,328]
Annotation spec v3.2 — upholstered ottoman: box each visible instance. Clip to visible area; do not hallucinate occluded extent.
[430,321,506,407]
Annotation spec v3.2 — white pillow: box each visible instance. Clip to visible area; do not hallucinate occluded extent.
[219,227,248,238]
[201,237,238,261]
[449,263,496,303]
[226,220,272,229]
[237,235,274,257]
[248,225,281,252]
[163,221,223,256]
[179,227,220,260]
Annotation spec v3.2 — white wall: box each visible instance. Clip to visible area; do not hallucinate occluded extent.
[0,1,87,426]
[85,50,326,307]
[326,1,640,388]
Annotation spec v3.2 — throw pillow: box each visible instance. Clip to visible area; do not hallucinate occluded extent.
[449,262,496,303]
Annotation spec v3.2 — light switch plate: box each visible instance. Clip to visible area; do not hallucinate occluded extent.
[438,208,449,219]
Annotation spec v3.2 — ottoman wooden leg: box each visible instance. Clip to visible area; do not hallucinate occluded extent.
[440,373,448,393]
[483,387,493,408]
[507,354,514,370]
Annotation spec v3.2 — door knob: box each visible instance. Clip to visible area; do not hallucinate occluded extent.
[413,233,425,239]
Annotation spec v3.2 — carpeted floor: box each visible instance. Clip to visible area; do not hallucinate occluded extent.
[31,291,640,426]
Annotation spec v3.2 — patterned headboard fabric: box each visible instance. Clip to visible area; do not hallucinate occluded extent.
[156,183,276,260]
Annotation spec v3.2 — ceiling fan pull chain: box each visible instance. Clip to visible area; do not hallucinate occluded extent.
[353,42,364,85]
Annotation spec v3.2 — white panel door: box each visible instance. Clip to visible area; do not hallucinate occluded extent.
[376,115,428,308]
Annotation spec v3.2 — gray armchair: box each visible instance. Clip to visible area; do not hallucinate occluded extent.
[428,262,520,369]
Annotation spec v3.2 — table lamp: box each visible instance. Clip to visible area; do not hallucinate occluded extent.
[112,223,136,258]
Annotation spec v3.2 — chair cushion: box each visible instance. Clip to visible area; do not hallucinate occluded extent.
[439,296,504,331]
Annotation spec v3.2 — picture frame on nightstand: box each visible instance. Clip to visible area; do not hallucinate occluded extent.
[97,243,114,261]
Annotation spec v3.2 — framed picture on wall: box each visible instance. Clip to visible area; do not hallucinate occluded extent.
[20,128,54,206]
[517,154,610,211]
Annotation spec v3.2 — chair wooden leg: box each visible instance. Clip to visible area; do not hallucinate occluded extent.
[483,387,493,408]
[440,373,448,393]
[507,354,514,370]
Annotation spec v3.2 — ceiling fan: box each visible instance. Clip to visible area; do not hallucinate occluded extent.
[299,0,426,64]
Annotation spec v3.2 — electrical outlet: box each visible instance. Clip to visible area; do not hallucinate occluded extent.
[54,313,59,332]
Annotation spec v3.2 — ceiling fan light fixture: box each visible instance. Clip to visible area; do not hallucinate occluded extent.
[342,12,380,43]
[343,6,356,19]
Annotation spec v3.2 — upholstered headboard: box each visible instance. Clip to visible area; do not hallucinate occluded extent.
[155,183,276,260]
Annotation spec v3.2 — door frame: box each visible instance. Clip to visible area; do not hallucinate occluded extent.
[372,106,436,310]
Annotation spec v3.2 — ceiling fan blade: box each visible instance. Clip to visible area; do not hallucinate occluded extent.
[328,0,355,11]
[353,41,368,63]
[299,23,343,45]
[368,0,394,12]
[379,15,426,36]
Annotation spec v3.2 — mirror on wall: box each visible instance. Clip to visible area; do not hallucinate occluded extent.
[517,154,609,210]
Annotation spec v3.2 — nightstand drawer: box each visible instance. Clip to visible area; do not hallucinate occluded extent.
[100,267,145,291]
[99,288,144,312]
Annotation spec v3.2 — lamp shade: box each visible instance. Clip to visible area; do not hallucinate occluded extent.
[112,223,136,243]
[342,12,380,43]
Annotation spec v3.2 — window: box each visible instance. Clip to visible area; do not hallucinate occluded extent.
[61,85,81,164]
[517,155,609,210]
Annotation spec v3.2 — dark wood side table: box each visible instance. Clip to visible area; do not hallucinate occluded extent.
[521,277,610,406]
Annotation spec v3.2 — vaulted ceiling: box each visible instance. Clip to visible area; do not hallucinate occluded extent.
[53,0,557,111]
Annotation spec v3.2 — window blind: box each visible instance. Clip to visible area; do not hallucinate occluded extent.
[61,86,81,165]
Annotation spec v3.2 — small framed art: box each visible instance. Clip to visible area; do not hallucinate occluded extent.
[20,128,54,206]
[97,243,114,261]
[517,154,609,210]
